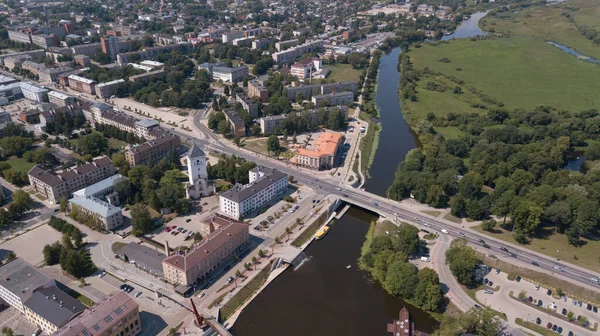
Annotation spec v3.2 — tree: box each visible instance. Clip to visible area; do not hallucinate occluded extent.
[233,136,241,147]
[481,220,497,232]
[390,223,420,257]
[131,204,154,235]
[458,172,483,199]
[445,239,479,287]
[43,242,63,265]
[266,134,281,155]
[436,308,500,336]
[1,327,14,336]
[59,197,68,213]
[414,268,443,312]
[114,177,132,204]
[512,200,543,235]
[384,260,418,299]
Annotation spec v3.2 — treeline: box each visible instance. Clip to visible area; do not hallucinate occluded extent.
[561,12,600,44]
[0,124,35,158]
[83,64,145,83]
[207,155,257,185]
[390,61,600,245]
[360,222,444,313]
[268,107,347,135]
[44,216,97,278]
[43,110,86,136]
[95,123,145,145]
[0,190,32,227]
[360,50,382,117]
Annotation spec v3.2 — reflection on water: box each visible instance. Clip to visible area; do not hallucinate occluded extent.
[230,207,438,336]
[548,41,600,64]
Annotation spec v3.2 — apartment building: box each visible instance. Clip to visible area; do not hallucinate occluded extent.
[4,55,32,70]
[0,258,55,314]
[31,34,57,48]
[7,30,31,44]
[222,31,244,43]
[70,43,102,57]
[0,50,45,67]
[272,40,324,63]
[252,38,273,50]
[96,79,124,99]
[73,55,90,67]
[116,43,192,65]
[48,91,75,107]
[232,37,253,47]
[162,220,249,286]
[275,39,299,51]
[292,132,342,170]
[211,66,248,83]
[67,75,96,95]
[223,109,246,137]
[235,93,258,117]
[100,36,119,60]
[54,292,142,336]
[1,82,49,102]
[257,106,348,134]
[311,91,354,107]
[285,81,359,100]
[247,80,268,103]
[290,57,322,79]
[219,167,288,218]
[24,286,85,334]
[124,134,180,166]
[27,156,116,203]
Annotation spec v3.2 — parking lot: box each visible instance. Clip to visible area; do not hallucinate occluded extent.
[249,186,315,232]
[1,224,62,265]
[475,269,597,336]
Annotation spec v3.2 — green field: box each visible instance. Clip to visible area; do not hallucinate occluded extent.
[480,0,600,60]
[326,63,362,82]
[407,36,600,116]
[108,138,127,149]
[8,157,35,173]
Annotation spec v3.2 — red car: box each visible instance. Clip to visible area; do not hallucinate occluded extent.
[546,323,553,329]
[174,231,179,236]
[171,225,177,229]
[165,228,171,232]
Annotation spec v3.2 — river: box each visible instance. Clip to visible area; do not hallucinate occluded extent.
[442,11,488,40]
[364,47,418,197]
[230,207,439,336]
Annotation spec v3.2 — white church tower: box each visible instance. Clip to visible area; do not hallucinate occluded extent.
[186,143,207,185]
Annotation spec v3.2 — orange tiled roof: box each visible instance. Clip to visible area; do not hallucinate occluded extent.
[295,132,341,158]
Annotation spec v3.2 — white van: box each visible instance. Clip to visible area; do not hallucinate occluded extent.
[421,257,430,262]
[441,229,449,234]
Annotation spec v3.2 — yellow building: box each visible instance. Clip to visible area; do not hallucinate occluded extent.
[24,286,86,334]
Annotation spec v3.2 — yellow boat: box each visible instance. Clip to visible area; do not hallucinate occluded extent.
[315,225,330,240]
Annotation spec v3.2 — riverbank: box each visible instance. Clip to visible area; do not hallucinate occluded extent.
[357,52,382,180]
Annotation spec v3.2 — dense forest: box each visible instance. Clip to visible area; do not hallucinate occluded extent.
[388,51,600,246]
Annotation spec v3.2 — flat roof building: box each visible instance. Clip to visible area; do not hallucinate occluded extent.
[311,91,354,107]
[67,75,96,95]
[124,134,180,166]
[24,286,85,334]
[292,132,342,170]
[96,79,125,99]
[0,258,55,314]
[211,66,248,83]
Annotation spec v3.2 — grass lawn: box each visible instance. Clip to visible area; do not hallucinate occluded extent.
[474,223,600,273]
[291,211,328,247]
[443,213,462,224]
[358,112,379,177]
[216,179,232,193]
[111,242,127,254]
[221,266,271,321]
[422,210,442,217]
[374,220,397,237]
[8,157,35,174]
[515,318,555,336]
[108,138,127,149]
[326,63,362,82]
[480,0,600,61]
[408,35,600,113]
[66,288,94,307]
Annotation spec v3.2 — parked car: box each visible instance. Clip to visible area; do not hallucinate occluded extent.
[496,269,501,274]
[186,219,191,223]
[535,284,540,290]
[573,299,577,305]
[547,323,553,329]
[578,300,583,307]
[483,278,489,284]
[568,331,574,336]
[479,239,486,244]
[516,276,521,282]
[484,289,494,294]
[552,325,558,331]
[547,289,552,296]
[197,292,205,298]
[587,304,592,311]
[500,246,508,252]
[557,327,563,334]
[135,291,142,298]
[171,225,177,229]
[593,306,598,313]
[536,317,541,325]
[562,308,567,315]
[120,284,127,290]
[99,272,106,278]
[488,281,494,287]
[474,304,482,310]
[127,286,133,293]
[538,300,543,307]
[531,261,539,266]
[227,277,233,284]
[165,228,171,232]
[528,296,533,302]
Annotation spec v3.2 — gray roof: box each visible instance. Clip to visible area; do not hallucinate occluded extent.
[24,286,85,327]
[72,174,126,198]
[0,258,54,301]
[116,242,165,275]
[212,66,248,74]
[186,143,205,158]
[69,196,122,218]
[135,119,159,128]
[220,169,287,203]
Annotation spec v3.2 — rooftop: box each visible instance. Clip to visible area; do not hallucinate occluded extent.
[48,91,72,100]
[72,174,126,198]
[96,79,125,87]
[28,156,113,187]
[220,169,287,203]
[212,66,248,74]
[116,242,165,274]
[186,143,205,158]
[24,286,85,328]
[163,221,248,271]
[135,119,159,128]
[69,196,122,218]
[68,75,95,85]
[296,132,342,158]
[0,258,54,301]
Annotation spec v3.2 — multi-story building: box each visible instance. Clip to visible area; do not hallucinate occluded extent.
[251,38,273,50]
[134,119,160,139]
[100,36,119,60]
[222,31,244,43]
[18,82,48,102]
[292,132,342,170]
[73,55,90,67]
[257,106,348,134]
[116,43,192,65]
[311,91,354,107]
[275,39,299,51]
[7,30,32,45]
[70,43,102,57]
[0,50,45,67]
[53,291,142,336]
[24,286,86,334]
[37,65,74,83]
[124,134,180,166]
[292,27,311,37]
[96,79,124,99]
[247,80,268,103]
[162,219,249,286]
[69,196,124,231]
[272,40,324,63]
[28,156,116,204]
[129,70,164,83]
[67,75,96,95]
[0,258,55,314]
[235,93,258,117]
[30,34,57,48]
[232,37,253,47]
[290,57,322,79]
[0,110,12,133]
[48,91,75,107]
[211,66,248,83]
[223,109,246,137]
[219,167,288,218]
[285,81,358,100]
[4,55,32,70]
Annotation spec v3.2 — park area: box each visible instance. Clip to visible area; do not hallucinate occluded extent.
[326,63,362,83]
